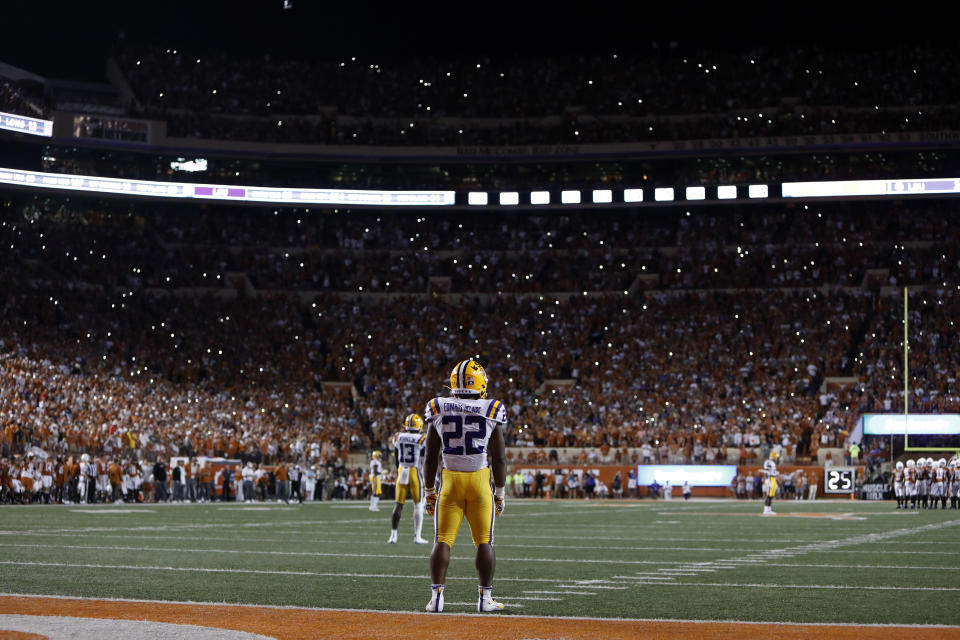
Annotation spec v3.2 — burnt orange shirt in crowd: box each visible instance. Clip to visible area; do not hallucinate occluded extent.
[108,462,123,485]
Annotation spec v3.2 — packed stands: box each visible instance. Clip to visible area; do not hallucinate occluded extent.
[2,193,959,504]
[113,46,960,146]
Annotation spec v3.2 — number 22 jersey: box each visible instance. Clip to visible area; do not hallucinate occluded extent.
[424,396,507,472]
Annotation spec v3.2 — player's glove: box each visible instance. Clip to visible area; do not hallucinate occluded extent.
[494,486,505,517]
[424,487,437,517]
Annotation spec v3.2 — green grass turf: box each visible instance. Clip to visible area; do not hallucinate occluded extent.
[0,498,958,625]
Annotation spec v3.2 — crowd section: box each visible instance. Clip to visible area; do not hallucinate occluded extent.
[6,200,960,294]
[0,79,45,117]
[2,198,960,503]
[113,46,960,145]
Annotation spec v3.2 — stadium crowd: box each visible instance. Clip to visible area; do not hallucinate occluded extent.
[2,194,959,505]
[110,45,960,146]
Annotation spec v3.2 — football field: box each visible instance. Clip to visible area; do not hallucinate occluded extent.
[1,498,958,638]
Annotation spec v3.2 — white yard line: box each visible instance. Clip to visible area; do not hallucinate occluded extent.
[0,543,734,564]
[618,580,960,592]
[0,561,569,584]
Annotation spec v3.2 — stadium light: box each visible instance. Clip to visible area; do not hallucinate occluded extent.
[467,192,488,206]
[748,184,769,199]
[561,190,581,204]
[623,189,644,203]
[591,189,612,203]
[499,192,519,206]
[654,188,674,202]
[530,191,550,205]
[685,186,706,201]
[717,185,737,200]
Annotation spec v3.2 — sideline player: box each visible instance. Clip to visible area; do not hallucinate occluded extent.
[762,451,779,515]
[423,359,507,613]
[892,460,905,509]
[931,458,948,509]
[369,451,383,512]
[949,458,959,509]
[904,459,918,509]
[388,413,428,544]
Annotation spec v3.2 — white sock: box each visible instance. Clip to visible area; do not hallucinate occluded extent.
[371,497,379,509]
[413,502,424,538]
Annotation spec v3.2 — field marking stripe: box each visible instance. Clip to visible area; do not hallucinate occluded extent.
[7,530,923,546]
[0,562,575,584]
[1,594,958,636]
[0,543,738,564]
[617,581,960,592]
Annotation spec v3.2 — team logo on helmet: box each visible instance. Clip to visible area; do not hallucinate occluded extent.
[449,359,488,399]
[404,413,424,432]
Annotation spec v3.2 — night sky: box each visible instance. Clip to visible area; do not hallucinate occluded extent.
[0,0,955,83]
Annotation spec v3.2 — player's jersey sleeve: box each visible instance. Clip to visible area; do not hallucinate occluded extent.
[484,399,508,424]
[424,397,441,423]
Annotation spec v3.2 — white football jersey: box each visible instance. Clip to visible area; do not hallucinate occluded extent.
[424,396,507,472]
[763,459,777,478]
[394,430,427,470]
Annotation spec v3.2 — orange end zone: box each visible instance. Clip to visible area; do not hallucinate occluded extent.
[0,595,955,640]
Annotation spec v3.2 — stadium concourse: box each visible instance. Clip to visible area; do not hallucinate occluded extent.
[2,197,960,505]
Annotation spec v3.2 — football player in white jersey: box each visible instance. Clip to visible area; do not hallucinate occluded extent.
[892,460,905,509]
[369,451,383,512]
[918,458,931,509]
[931,459,948,509]
[762,451,779,515]
[388,413,429,544]
[949,458,959,509]
[422,359,507,614]
[904,459,918,509]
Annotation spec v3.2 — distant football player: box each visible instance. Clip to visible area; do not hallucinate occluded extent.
[904,459,918,509]
[422,359,508,613]
[892,460,905,509]
[388,413,428,544]
[762,451,779,515]
[917,458,930,509]
[949,458,959,509]
[931,459,948,509]
[368,451,383,512]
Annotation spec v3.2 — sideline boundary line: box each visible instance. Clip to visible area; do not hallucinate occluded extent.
[1,594,958,628]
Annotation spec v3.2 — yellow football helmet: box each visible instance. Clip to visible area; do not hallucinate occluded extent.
[371,451,381,459]
[769,451,780,462]
[403,413,424,432]
[449,359,487,398]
